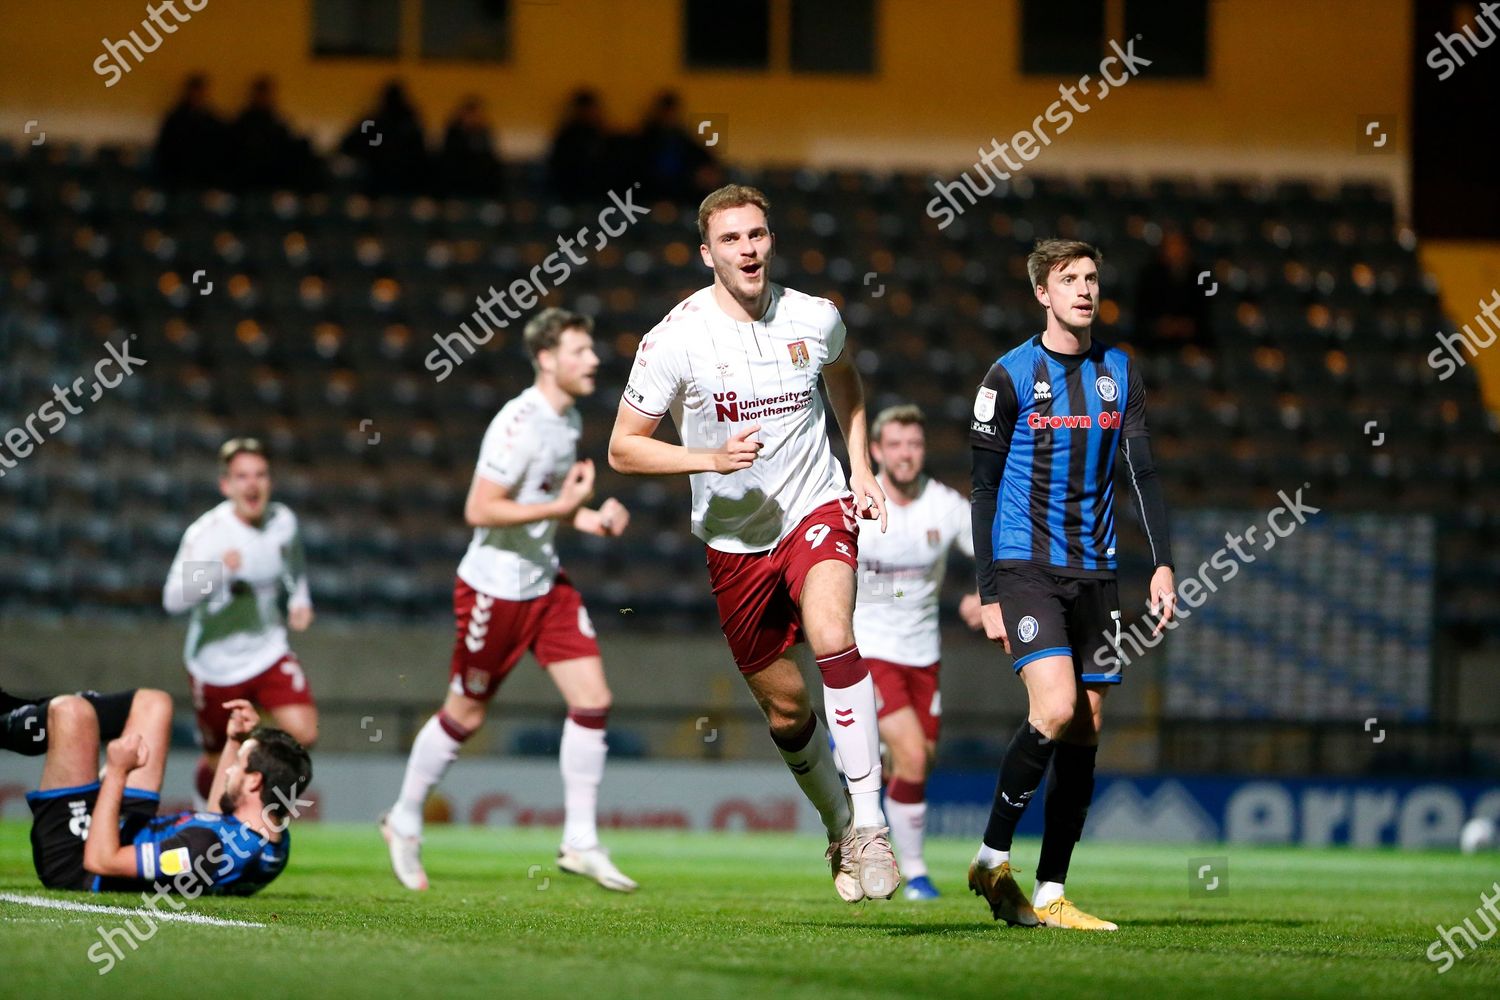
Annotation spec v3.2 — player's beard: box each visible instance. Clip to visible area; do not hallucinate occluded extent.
[218,787,238,815]
[886,468,922,495]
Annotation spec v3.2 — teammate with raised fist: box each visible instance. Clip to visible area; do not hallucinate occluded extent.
[382,307,636,894]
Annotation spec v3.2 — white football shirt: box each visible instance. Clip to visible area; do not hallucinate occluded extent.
[853,476,974,667]
[456,386,581,600]
[162,501,311,686]
[623,284,851,553]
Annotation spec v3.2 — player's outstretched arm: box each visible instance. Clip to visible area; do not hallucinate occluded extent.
[608,401,759,476]
[821,349,886,530]
[83,734,148,877]
[464,463,594,528]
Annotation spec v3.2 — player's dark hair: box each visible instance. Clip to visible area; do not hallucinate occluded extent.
[218,437,267,473]
[523,307,593,365]
[245,725,312,822]
[698,183,771,243]
[1026,239,1102,290]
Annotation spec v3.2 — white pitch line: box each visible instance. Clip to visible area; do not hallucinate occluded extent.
[0,892,266,928]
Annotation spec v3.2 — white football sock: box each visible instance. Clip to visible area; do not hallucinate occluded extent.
[560,718,608,851]
[975,844,1010,869]
[886,798,928,879]
[390,714,463,838]
[773,716,850,840]
[1034,879,1065,907]
[822,674,885,828]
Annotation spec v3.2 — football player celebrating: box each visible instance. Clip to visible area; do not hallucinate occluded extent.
[853,404,980,900]
[968,239,1175,930]
[609,184,899,902]
[163,437,317,810]
[381,308,636,893]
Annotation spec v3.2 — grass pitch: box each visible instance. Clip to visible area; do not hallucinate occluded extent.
[2,820,1494,998]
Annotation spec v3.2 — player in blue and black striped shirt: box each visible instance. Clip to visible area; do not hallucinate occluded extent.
[4,685,309,897]
[966,240,1176,931]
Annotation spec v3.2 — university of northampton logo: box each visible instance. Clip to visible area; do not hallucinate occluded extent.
[787,340,811,369]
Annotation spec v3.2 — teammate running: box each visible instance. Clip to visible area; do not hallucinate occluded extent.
[968,239,1175,930]
[608,183,900,902]
[6,686,311,895]
[381,307,637,893]
[853,404,981,900]
[163,437,317,810]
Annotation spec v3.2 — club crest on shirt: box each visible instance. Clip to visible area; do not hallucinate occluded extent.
[787,340,811,369]
[1095,375,1118,401]
[974,386,997,421]
[926,528,941,547]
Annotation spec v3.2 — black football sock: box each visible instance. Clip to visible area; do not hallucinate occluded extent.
[1,698,51,756]
[982,722,1056,851]
[80,689,138,742]
[1036,741,1098,885]
[1,687,40,715]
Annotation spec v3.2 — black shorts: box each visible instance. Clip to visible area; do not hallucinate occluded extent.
[26,782,159,891]
[993,563,1122,683]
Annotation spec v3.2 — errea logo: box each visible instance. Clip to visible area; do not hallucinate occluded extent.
[1034,381,1052,401]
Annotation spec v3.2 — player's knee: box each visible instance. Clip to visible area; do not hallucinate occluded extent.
[47,694,96,735]
[890,739,925,780]
[806,627,856,659]
[280,716,318,748]
[576,686,612,713]
[132,688,174,720]
[768,707,811,741]
[1030,705,1074,741]
[442,698,487,732]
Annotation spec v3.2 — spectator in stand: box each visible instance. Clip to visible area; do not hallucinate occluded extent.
[633,90,721,203]
[547,89,614,203]
[152,73,227,190]
[229,75,322,192]
[438,95,504,198]
[1132,230,1212,350]
[340,80,430,197]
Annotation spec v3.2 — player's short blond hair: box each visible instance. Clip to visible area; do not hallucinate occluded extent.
[1026,238,1102,290]
[218,437,266,473]
[698,184,771,243]
[522,307,593,366]
[871,404,926,443]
